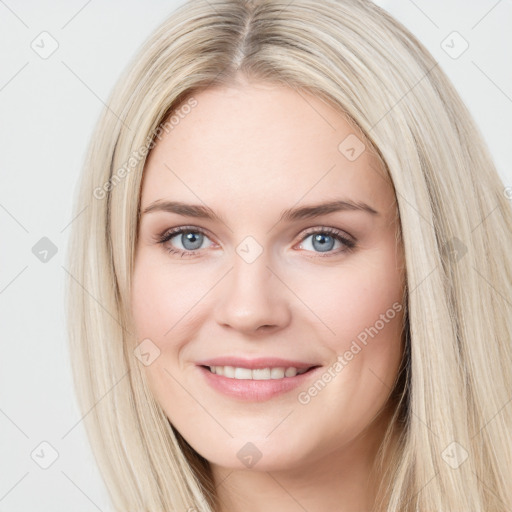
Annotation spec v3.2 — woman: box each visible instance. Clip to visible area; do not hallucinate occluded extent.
[66,0,512,510]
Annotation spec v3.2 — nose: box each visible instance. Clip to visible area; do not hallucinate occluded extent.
[213,250,292,335]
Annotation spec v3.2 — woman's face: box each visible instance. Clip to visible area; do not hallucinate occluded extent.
[131,79,405,473]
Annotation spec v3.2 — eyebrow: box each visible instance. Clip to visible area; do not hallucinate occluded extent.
[141,199,379,223]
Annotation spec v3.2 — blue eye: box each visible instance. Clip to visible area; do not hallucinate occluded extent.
[298,227,356,256]
[158,227,213,257]
[173,231,205,251]
[302,232,339,252]
[156,226,356,258]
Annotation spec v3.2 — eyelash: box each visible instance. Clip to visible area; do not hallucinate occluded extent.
[154,225,357,258]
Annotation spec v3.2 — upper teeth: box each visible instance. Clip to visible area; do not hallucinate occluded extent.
[209,366,308,379]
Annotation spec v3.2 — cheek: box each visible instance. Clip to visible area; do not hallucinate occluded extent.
[131,258,190,398]
[131,254,206,340]
[289,256,405,447]
[291,247,404,355]
[130,253,219,398]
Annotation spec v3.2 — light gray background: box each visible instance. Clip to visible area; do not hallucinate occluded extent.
[1,1,510,510]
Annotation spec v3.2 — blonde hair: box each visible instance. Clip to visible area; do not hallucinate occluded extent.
[65,0,512,510]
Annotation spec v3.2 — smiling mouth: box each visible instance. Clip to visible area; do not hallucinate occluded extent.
[201,365,320,380]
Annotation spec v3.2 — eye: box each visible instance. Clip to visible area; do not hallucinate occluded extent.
[296,227,356,257]
[156,226,215,257]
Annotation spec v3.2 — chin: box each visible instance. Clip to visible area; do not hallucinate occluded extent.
[202,438,310,472]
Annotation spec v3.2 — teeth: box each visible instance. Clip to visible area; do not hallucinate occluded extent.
[253,368,271,380]
[223,366,235,378]
[271,367,286,379]
[234,367,252,379]
[209,365,309,380]
[284,367,298,377]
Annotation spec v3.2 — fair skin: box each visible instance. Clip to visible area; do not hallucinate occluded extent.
[131,76,406,512]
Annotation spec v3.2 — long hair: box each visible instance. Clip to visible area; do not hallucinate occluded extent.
[65,0,512,510]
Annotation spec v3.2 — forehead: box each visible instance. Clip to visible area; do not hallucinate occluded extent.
[140,83,394,215]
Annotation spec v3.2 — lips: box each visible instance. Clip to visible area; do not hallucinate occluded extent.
[194,356,323,401]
